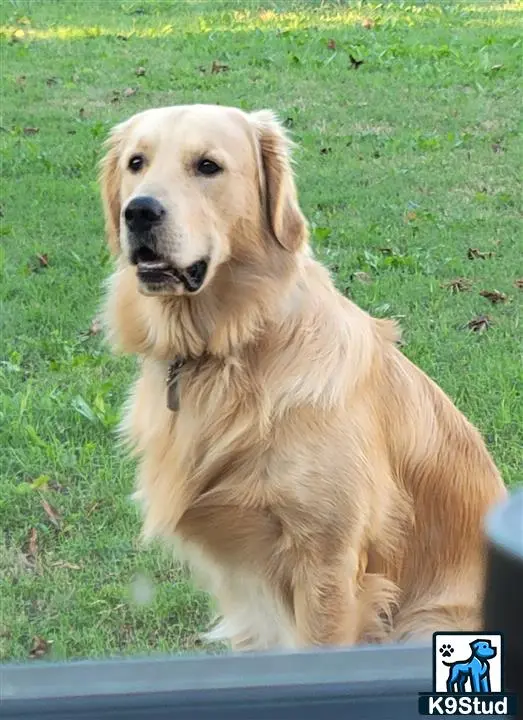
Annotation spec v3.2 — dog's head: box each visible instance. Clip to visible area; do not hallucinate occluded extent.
[99,104,308,298]
[470,639,497,660]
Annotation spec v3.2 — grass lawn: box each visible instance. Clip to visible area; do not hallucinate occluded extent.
[1,0,522,663]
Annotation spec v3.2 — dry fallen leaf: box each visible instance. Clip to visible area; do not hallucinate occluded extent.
[119,623,134,643]
[354,271,373,284]
[327,39,336,50]
[480,289,507,304]
[21,528,38,570]
[51,560,81,570]
[362,18,375,29]
[123,87,137,97]
[86,500,103,516]
[41,499,61,528]
[88,317,102,335]
[23,126,39,135]
[27,527,38,560]
[49,479,66,493]
[28,254,49,272]
[349,54,364,70]
[466,315,491,333]
[136,66,146,76]
[514,278,523,290]
[467,247,494,260]
[29,636,50,659]
[211,60,229,74]
[441,277,472,293]
[405,210,417,223]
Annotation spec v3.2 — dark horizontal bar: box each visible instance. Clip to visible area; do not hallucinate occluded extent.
[1,643,438,719]
[2,642,517,719]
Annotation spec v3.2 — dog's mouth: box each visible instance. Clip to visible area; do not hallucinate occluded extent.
[132,248,209,294]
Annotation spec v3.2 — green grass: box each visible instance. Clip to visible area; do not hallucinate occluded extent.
[1,0,522,663]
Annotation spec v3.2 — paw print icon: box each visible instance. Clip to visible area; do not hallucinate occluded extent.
[439,644,454,659]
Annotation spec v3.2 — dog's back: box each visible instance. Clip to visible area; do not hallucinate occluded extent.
[255,265,507,642]
[374,342,507,638]
[303,277,507,640]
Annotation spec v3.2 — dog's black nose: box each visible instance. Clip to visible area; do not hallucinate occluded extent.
[124,196,165,234]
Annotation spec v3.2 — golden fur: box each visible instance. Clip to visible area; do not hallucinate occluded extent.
[99,104,507,650]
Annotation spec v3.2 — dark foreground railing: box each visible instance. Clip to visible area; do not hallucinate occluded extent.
[1,490,521,720]
[484,488,523,719]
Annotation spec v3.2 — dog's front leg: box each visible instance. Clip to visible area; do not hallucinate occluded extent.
[292,557,361,647]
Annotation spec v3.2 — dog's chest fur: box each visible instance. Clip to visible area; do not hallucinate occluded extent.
[125,355,307,649]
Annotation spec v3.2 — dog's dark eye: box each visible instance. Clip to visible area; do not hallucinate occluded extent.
[196,158,222,176]
[128,154,145,173]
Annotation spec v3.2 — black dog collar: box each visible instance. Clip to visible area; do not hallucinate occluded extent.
[166,356,185,412]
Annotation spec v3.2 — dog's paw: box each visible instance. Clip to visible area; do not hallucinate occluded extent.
[439,644,454,658]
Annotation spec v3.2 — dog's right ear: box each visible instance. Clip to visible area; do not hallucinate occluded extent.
[249,109,308,253]
[99,123,126,256]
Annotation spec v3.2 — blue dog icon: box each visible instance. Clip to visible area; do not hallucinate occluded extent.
[443,639,497,693]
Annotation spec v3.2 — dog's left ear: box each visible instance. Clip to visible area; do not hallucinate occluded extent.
[99,122,126,256]
[249,110,308,253]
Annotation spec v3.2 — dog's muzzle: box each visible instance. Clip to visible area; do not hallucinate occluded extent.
[132,246,209,293]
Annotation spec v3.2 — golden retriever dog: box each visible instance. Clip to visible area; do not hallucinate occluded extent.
[99,103,507,651]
